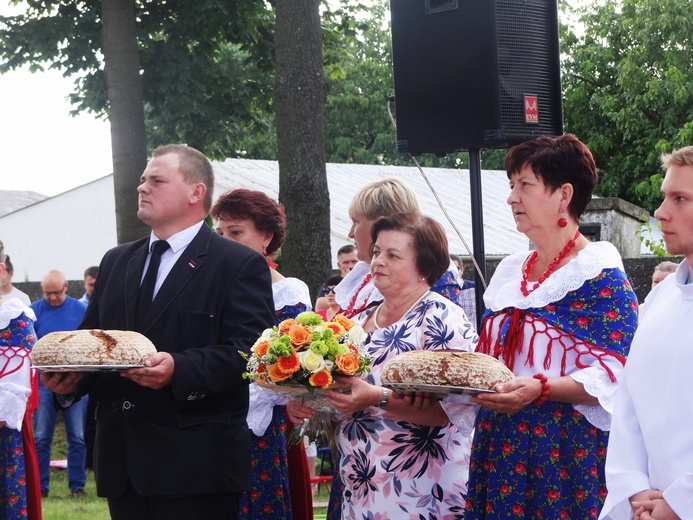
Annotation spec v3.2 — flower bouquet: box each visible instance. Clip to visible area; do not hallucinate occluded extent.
[244,311,370,443]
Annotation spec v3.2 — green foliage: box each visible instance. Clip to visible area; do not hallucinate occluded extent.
[561,0,693,213]
[634,172,665,213]
[639,218,668,257]
[0,0,275,159]
[0,0,508,170]
[41,416,110,519]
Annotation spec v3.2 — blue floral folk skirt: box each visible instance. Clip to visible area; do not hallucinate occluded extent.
[466,402,608,519]
[239,405,292,520]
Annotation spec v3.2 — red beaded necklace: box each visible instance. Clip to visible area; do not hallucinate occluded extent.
[521,230,580,297]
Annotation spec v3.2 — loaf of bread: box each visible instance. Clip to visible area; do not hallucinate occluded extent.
[381,350,513,390]
[31,329,157,366]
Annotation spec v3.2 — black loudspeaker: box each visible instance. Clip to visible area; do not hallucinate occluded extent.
[390,0,563,155]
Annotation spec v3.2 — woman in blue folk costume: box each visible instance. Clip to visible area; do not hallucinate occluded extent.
[212,189,313,520]
[0,242,41,520]
[445,135,638,519]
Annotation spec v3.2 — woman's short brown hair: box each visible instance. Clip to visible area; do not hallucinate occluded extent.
[504,134,598,220]
[210,189,286,255]
[371,214,449,286]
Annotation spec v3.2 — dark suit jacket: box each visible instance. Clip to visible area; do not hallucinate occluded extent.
[79,224,275,498]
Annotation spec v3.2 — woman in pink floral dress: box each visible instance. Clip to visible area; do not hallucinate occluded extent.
[293,214,478,519]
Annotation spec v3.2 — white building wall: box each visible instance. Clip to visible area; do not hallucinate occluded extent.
[0,176,117,282]
[0,161,656,284]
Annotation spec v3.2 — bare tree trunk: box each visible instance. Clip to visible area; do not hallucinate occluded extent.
[101,0,149,244]
[274,0,331,300]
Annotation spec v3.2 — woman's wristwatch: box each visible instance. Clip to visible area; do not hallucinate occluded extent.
[377,386,389,408]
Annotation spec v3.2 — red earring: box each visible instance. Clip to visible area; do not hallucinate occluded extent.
[558,217,568,228]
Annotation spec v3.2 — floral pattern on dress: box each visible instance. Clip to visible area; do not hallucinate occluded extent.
[431,269,463,308]
[467,403,608,519]
[333,293,477,520]
[467,267,638,519]
[0,310,36,520]
[239,301,309,520]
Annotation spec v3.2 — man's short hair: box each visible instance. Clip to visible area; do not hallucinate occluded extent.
[152,144,214,212]
[661,145,693,171]
[337,244,356,257]
[84,266,99,279]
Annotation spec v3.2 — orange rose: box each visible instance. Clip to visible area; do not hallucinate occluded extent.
[253,340,270,358]
[325,322,346,337]
[335,353,360,376]
[276,351,301,375]
[278,318,297,335]
[267,363,293,383]
[309,369,333,388]
[333,314,354,331]
[288,325,311,350]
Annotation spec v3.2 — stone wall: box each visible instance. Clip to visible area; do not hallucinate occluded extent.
[581,198,649,259]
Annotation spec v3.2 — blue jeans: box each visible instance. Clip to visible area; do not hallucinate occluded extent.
[34,380,88,494]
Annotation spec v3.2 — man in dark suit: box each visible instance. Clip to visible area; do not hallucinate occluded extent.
[42,144,275,519]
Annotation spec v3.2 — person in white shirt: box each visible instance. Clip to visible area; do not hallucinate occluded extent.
[0,255,31,306]
[600,145,693,520]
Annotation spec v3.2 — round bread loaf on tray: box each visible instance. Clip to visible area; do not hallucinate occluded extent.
[31,329,157,366]
[381,350,514,390]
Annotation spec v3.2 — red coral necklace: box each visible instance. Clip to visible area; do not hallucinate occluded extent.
[521,230,580,297]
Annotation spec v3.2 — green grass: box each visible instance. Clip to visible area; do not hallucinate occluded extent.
[41,416,110,519]
[43,416,332,519]
[313,483,330,519]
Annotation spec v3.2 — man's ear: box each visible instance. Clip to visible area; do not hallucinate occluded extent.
[190,183,207,205]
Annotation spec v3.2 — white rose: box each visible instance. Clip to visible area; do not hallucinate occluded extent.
[348,325,367,346]
[298,350,326,373]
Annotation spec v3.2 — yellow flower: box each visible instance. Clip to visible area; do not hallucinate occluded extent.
[325,321,346,337]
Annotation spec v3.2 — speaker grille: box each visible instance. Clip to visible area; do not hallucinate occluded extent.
[495,0,562,139]
[390,0,563,153]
